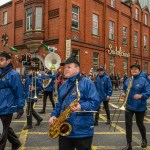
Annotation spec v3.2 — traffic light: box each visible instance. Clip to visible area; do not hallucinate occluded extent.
[20,53,32,66]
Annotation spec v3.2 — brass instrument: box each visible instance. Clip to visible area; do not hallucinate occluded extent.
[109,76,134,131]
[27,71,38,116]
[48,79,80,139]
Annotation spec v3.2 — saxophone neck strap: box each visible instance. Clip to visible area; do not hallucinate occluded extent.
[61,75,83,103]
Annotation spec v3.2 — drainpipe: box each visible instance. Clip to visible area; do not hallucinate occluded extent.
[104,0,107,69]
[140,11,143,70]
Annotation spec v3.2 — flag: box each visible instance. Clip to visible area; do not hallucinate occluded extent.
[8,46,19,52]
[41,42,49,51]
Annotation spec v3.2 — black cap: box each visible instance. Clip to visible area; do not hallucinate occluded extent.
[97,66,104,71]
[60,55,80,66]
[130,64,141,70]
[0,51,12,59]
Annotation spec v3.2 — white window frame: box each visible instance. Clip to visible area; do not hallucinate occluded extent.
[3,11,8,25]
[123,58,128,74]
[135,8,139,20]
[92,14,99,35]
[72,5,79,29]
[72,49,80,62]
[110,55,115,74]
[134,31,138,48]
[144,62,148,73]
[122,26,127,44]
[144,14,148,25]
[144,35,147,50]
[35,7,42,30]
[93,53,99,71]
[109,21,114,40]
[26,8,32,31]
[111,0,115,8]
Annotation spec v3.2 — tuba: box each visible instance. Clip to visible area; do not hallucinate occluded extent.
[43,52,61,88]
[48,79,80,139]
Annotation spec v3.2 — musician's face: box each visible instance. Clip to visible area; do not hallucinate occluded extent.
[131,67,140,76]
[0,57,11,68]
[64,63,80,78]
[98,70,104,75]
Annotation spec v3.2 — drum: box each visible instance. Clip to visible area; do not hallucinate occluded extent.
[0,118,3,140]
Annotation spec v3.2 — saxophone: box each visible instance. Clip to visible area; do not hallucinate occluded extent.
[48,79,80,139]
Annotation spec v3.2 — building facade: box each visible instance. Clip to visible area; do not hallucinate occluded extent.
[0,0,150,76]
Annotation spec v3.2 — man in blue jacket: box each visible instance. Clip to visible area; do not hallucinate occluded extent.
[0,51,25,150]
[49,55,100,150]
[23,66,43,130]
[121,64,150,150]
[39,69,56,114]
[94,66,113,126]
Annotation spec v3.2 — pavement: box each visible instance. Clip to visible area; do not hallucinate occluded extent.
[5,90,150,150]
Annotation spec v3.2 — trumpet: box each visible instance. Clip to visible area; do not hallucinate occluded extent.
[109,76,134,131]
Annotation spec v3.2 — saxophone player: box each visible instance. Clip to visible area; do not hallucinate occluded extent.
[121,64,150,150]
[49,55,100,150]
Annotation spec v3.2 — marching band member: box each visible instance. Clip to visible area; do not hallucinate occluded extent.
[39,68,56,114]
[23,66,43,130]
[94,66,112,126]
[49,55,100,150]
[122,64,150,150]
[0,51,25,150]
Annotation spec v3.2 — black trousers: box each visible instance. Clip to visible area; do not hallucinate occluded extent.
[59,136,93,150]
[125,109,146,144]
[0,114,20,150]
[42,91,55,111]
[26,102,42,126]
[95,101,110,122]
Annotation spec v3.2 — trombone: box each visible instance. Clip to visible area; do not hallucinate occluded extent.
[109,76,134,131]
[27,71,38,116]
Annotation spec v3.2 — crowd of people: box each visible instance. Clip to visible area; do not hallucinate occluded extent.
[0,51,150,150]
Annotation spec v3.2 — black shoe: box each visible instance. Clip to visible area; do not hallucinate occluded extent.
[94,121,98,126]
[23,125,32,130]
[141,139,147,148]
[122,144,132,150]
[12,142,21,150]
[35,118,43,126]
[106,119,111,125]
[38,110,45,114]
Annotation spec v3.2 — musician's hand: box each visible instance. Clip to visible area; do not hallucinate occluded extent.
[71,103,81,112]
[49,116,57,125]
[31,86,35,91]
[134,94,142,100]
[120,93,125,101]
[107,96,110,100]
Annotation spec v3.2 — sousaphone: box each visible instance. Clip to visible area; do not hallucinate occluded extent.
[43,52,61,88]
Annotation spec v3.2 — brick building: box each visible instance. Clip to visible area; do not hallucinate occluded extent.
[0,0,150,76]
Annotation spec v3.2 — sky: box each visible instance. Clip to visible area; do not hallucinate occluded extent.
[0,0,11,6]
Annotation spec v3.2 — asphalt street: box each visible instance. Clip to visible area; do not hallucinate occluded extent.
[5,90,150,150]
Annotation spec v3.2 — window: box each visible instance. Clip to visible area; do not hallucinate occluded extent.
[134,31,138,48]
[122,26,127,44]
[109,21,114,40]
[93,53,99,71]
[123,58,128,74]
[92,14,99,35]
[144,35,147,50]
[144,62,148,73]
[144,14,148,25]
[110,55,115,74]
[111,0,115,8]
[72,49,80,62]
[135,8,139,20]
[72,6,79,29]
[26,8,32,31]
[35,7,42,30]
[3,11,7,25]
